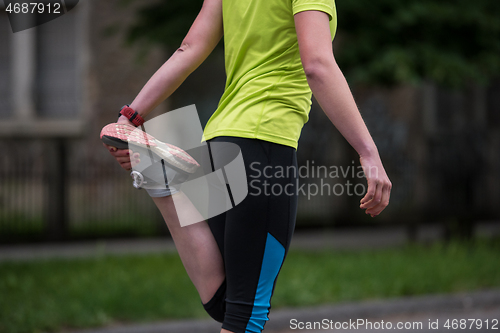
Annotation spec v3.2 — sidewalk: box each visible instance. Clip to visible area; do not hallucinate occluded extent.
[63,289,500,333]
[266,289,500,333]
[1,221,499,262]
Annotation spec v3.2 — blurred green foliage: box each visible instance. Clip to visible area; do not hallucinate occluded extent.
[124,0,203,49]
[125,0,500,87]
[335,0,500,87]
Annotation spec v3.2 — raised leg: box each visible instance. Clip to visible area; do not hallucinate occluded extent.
[152,194,225,304]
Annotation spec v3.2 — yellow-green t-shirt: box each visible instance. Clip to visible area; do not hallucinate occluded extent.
[202,0,337,149]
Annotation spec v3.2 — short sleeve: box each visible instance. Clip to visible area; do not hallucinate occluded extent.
[291,0,335,21]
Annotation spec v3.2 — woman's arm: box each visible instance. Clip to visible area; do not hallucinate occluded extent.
[120,0,223,123]
[294,10,392,217]
[106,0,222,170]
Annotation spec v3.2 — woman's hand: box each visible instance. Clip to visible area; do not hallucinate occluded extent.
[102,116,140,171]
[102,145,138,171]
[359,153,392,217]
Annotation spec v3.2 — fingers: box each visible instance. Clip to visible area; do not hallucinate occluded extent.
[130,153,141,169]
[360,178,391,217]
[368,183,391,216]
[102,143,140,171]
[118,152,141,170]
[358,155,391,217]
[120,161,132,171]
[360,179,376,207]
[115,155,131,163]
[111,148,131,157]
[360,179,380,217]
[102,143,117,152]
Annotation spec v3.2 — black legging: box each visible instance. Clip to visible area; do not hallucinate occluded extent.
[202,136,298,333]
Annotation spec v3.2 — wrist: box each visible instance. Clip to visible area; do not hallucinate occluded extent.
[117,115,135,126]
[118,104,145,127]
[357,143,378,159]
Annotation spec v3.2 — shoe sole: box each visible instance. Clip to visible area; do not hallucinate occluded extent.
[100,123,199,174]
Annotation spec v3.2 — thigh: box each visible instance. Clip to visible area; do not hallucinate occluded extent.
[208,136,298,333]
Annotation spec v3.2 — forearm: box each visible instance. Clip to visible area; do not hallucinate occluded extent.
[306,60,377,158]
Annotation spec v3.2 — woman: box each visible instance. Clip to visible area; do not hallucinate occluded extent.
[104,0,392,332]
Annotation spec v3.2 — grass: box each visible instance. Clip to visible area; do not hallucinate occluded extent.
[1,239,500,333]
[273,239,500,306]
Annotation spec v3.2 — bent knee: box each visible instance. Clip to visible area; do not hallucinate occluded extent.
[203,279,226,323]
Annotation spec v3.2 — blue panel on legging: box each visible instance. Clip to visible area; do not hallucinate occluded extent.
[245,233,285,333]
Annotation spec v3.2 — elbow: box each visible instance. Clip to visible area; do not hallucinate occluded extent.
[177,41,191,53]
[302,56,336,81]
[303,63,322,81]
[176,39,211,63]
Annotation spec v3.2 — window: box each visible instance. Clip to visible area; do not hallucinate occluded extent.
[0,0,87,136]
[0,11,13,118]
[36,6,79,118]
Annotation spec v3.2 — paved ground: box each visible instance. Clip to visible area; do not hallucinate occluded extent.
[268,290,500,333]
[64,289,500,333]
[274,306,500,333]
